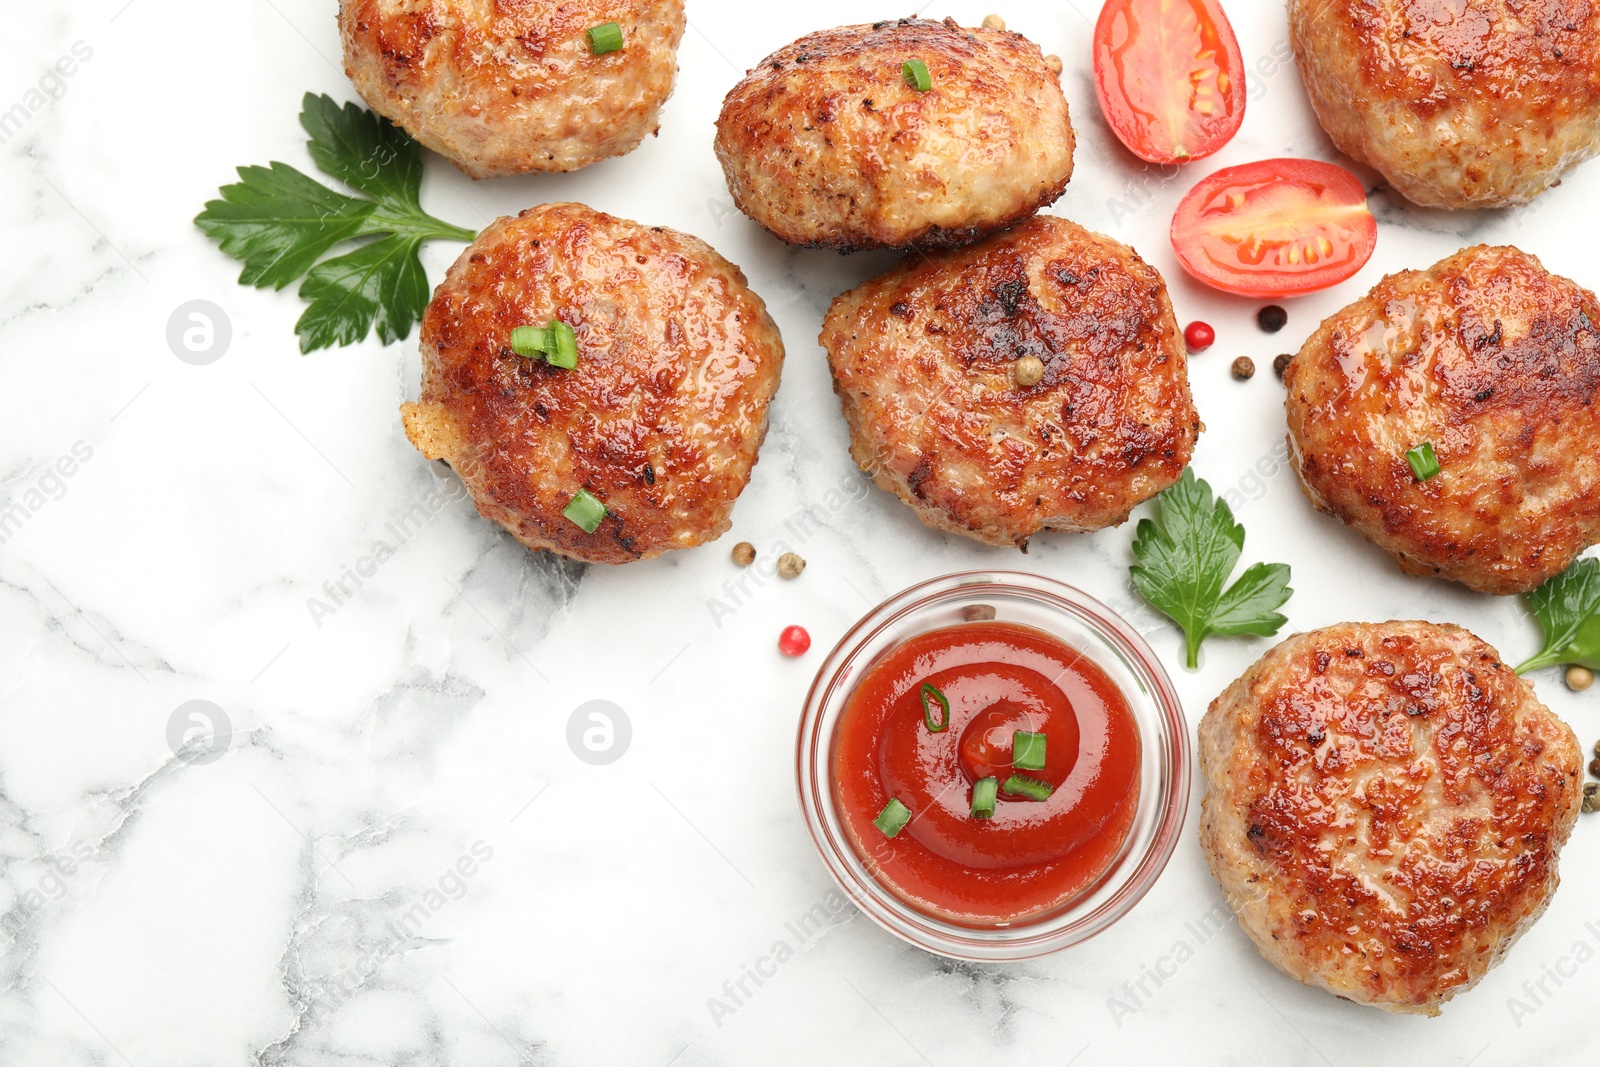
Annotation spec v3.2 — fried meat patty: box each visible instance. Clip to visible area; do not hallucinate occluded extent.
[1286,245,1600,595]
[714,17,1074,250]
[401,203,784,564]
[1288,0,1600,208]
[821,215,1199,547]
[339,0,685,178]
[1200,621,1582,1014]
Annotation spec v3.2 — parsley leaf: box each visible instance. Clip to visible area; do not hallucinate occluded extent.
[299,92,424,208]
[193,162,375,290]
[296,234,431,350]
[195,92,476,353]
[1515,557,1600,674]
[1130,468,1293,669]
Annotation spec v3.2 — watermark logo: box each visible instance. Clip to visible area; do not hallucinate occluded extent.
[304,841,494,1023]
[0,440,93,545]
[305,477,469,628]
[705,473,872,627]
[1103,38,1294,229]
[1105,160,1184,227]
[166,700,231,765]
[705,887,855,1028]
[0,840,95,942]
[567,700,631,765]
[707,196,738,228]
[1506,918,1600,1027]
[1106,898,1237,1025]
[1219,437,1294,515]
[1243,39,1295,101]
[0,41,93,147]
[166,300,232,365]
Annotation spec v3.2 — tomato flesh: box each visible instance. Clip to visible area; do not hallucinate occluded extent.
[1171,158,1378,298]
[1093,0,1246,164]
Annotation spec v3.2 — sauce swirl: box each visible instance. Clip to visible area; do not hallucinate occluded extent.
[834,621,1140,924]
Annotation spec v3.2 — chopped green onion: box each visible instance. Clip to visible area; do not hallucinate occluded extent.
[1003,774,1055,802]
[874,797,913,838]
[1406,442,1440,481]
[563,489,607,533]
[587,21,624,54]
[509,320,578,369]
[920,683,950,732]
[971,776,998,819]
[902,58,931,92]
[546,319,579,369]
[1012,730,1046,771]
[510,325,549,358]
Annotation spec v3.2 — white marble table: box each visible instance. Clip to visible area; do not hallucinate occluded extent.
[4,0,1597,1063]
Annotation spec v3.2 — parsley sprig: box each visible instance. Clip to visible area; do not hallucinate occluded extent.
[1515,557,1600,674]
[1130,469,1293,669]
[195,92,476,353]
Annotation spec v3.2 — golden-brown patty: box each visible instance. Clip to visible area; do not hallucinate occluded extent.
[339,0,685,178]
[1288,0,1600,208]
[1286,245,1600,595]
[401,203,784,564]
[821,215,1199,547]
[714,17,1074,251]
[1200,621,1581,1015]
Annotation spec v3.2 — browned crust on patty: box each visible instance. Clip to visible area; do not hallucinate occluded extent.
[821,215,1199,546]
[1288,0,1600,207]
[714,17,1074,251]
[1286,245,1600,594]
[339,0,685,177]
[1199,621,1582,1014]
[401,203,784,564]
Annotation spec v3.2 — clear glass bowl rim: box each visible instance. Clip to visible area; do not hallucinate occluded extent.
[794,570,1191,961]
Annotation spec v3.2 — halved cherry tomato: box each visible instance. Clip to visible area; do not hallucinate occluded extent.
[1093,0,1246,164]
[1170,158,1378,298]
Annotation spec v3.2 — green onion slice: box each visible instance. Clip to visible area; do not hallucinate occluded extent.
[874,797,913,838]
[546,319,579,370]
[587,21,624,54]
[563,489,607,533]
[510,325,549,358]
[920,683,950,732]
[1002,774,1055,802]
[902,58,931,92]
[1406,442,1440,481]
[971,776,998,819]
[1012,730,1046,771]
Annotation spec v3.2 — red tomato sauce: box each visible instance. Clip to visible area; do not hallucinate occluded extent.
[834,621,1140,925]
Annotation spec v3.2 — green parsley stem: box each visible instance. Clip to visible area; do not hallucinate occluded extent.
[1514,650,1566,675]
[364,206,476,244]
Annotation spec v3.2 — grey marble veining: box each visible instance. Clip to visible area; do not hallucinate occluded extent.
[3,0,1599,1064]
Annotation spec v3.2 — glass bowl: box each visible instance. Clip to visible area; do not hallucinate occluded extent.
[795,570,1190,961]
